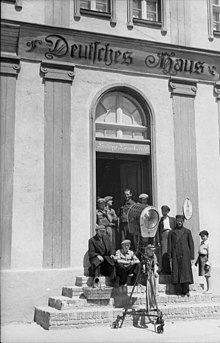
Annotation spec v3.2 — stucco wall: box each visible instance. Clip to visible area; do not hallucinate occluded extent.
[11,61,44,269]
[2,0,220,50]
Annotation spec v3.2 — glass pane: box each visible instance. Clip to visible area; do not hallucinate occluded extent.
[96,129,105,137]
[133,0,142,18]
[121,108,133,125]
[80,0,91,9]
[102,95,117,111]
[146,0,157,21]
[96,103,107,121]
[105,130,117,137]
[122,131,133,139]
[133,132,145,140]
[96,0,109,12]
[132,110,142,126]
[105,111,116,123]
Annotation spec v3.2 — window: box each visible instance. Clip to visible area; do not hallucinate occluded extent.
[208,0,220,39]
[80,0,110,13]
[74,0,116,23]
[213,0,220,31]
[95,92,149,141]
[133,0,160,22]
[127,0,167,32]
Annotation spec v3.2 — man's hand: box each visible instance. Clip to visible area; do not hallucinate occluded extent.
[97,255,104,262]
[110,255,115,259]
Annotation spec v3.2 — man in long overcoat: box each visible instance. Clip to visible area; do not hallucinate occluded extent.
[167,215,194,296]
[88,225,116,287]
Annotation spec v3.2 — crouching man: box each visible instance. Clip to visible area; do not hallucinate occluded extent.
[88,225,116,288]
[115,239,141,287]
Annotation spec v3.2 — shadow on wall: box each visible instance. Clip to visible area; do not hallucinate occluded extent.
[83,251,90,276]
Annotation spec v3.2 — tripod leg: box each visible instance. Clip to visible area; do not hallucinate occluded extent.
[119,263,142,328]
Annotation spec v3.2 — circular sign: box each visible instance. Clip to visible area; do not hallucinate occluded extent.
[183,198,193,220]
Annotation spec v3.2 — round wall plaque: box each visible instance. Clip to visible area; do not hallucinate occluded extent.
[183,198,193,220]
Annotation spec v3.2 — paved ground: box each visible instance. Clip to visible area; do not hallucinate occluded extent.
[1,319,220,343]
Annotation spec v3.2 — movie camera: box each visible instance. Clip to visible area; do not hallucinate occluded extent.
[112,204,165,334]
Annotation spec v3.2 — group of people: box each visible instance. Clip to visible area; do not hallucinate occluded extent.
[88,188,211,295]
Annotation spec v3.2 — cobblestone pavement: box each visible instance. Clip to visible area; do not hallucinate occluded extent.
[1,319,220,343]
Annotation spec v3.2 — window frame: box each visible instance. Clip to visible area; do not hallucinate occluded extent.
[127,0,167,33]
[74,0,116,24]
[207,0,220,40]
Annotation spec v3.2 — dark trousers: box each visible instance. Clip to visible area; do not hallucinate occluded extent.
[175,282,190,295]
[89,259,116,281]
[116,262,141,286]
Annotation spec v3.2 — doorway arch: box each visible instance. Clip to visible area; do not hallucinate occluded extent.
[90,84,157,234]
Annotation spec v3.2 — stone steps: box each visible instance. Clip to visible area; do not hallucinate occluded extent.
[35,300,220,330]
[34,275,220,330]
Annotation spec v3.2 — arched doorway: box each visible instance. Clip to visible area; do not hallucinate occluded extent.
[95,89,153,212]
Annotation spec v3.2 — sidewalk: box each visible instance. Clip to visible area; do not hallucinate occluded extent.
[1,319,220,343]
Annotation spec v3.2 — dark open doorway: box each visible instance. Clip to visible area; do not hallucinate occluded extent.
[96,152,152,211]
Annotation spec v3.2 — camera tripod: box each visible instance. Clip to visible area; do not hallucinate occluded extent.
[112,246,164,334]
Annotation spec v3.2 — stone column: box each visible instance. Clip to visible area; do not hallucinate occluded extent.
[0,56,20,268]
[169,77,199,245]
[40,61,74,268]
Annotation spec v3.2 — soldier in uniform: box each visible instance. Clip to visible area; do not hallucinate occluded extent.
[104,196,118,251]
[96,198,109,227]
[118,189,136,245]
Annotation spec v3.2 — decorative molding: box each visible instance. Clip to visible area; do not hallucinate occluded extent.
[127,0,133,28]
[169,77,197,97]
[207,0,214,41]
[2,0,22,9]
[161,0,167,34]
[0,56,20,76]
[40,61,75,82]
[214,81,220,100]
[1,22,20,55]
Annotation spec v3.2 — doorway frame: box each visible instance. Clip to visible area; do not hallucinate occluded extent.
[89,83,158,236]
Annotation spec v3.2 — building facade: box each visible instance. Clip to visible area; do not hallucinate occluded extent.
[1,0,220,323]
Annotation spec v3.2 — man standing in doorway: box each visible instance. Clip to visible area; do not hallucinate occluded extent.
[157,205,175,274]
[118,189,135,246]
[167,215,194,296]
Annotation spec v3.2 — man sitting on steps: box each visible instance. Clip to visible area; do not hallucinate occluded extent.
[88,225,116,288]
[114,239,141,289]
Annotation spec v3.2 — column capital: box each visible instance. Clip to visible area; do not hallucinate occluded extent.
[169,77,197,97]
[214,81,220,100]
[0,56,21,76]
[40,61,75,83]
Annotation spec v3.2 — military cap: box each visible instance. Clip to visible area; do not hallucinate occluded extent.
[199,230,209,237]
[139,193,149,199]
[104,196,113,202]
[95,224,106,231]
[97,198,106,203]
[161,205,170,212]
[176,214,185,220]
[121,239,131,246]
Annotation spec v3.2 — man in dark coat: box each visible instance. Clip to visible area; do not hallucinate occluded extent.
[88,225,116,287]
[118,189,136,248]
[167,214,194,296]
[157,205,176,274]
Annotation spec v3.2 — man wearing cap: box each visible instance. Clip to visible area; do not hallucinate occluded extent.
[157,205,176,274]
[167,215,194,296]
[104,196,118,250]
[96,198,109,227]
[138,193,150,206]
[118,189,136,244]
[88,225,116,287]
[114,239,141,287]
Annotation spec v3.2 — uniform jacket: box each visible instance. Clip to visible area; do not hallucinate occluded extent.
[88,233,114,267]
[167,226,194,284]
[118,199,136,223]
